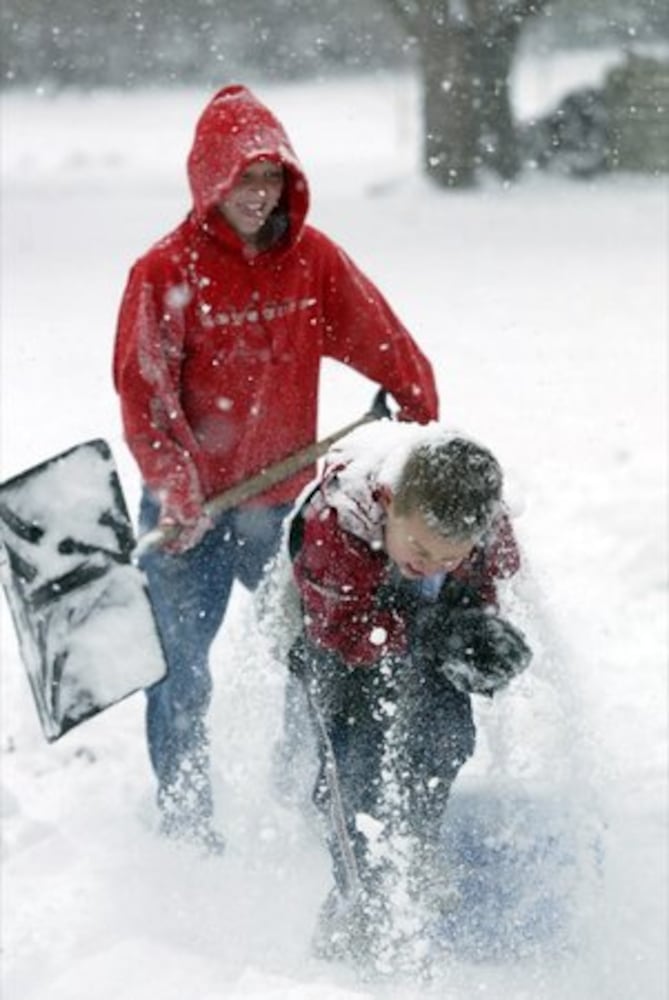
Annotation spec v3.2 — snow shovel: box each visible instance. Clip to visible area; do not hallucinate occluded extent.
[0,439,166,742]
[0,391,390,742]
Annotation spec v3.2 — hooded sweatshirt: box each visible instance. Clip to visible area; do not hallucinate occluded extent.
[113,84,439,522]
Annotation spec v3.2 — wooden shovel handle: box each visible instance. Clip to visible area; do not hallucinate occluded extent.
[136,390,390,557]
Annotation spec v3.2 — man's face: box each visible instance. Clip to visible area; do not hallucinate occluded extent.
[383,497,473,579]
[218,159,284,241]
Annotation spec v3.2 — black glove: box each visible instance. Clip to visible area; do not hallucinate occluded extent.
[414,605,532,695]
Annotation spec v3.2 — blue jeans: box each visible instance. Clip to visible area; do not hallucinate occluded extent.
[289,637,475,897]
[139,492,291,837]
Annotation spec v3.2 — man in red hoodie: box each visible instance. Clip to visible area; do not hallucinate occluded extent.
[113,85,439,853]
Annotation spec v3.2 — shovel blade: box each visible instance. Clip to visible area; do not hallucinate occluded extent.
[0,439,166,741]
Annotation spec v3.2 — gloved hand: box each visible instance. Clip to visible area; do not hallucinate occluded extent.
[374,388,420,424]
[158,509,213,553]
[156,483,213,554]
[414,605,531,695]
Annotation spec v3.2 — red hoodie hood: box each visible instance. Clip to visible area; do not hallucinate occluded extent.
[186,84,309,241]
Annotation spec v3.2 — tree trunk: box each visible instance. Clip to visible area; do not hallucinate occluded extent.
[421,22,480,188]
[476,23,523,180]
[383,0,548,188]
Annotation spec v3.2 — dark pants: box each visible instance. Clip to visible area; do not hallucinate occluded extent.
[139,491,291,837]
[290,637,476,897]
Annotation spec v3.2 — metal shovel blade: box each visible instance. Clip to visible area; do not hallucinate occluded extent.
[0,439,166,741]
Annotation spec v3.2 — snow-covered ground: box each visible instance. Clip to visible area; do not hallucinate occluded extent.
[1,57,667,1000]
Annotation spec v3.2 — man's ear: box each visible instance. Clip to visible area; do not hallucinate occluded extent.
[378,485,393,512]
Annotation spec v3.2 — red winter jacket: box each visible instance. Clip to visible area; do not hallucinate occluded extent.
[292,457,521,668]
[113,85,438,521]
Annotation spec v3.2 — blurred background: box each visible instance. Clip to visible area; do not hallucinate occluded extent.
[2,0,668,187]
